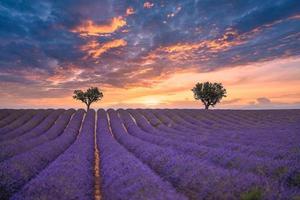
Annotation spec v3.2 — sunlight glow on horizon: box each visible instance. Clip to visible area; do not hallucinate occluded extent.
[2,57,299,109]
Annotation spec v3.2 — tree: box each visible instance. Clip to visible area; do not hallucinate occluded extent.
[191,82,226,109]
[73,87,103,110]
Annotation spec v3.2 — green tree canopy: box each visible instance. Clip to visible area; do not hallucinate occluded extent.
[192,82,226,109]
[73,87,103,110]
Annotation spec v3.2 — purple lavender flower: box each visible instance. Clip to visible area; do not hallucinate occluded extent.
[0,108,298,199]
[11,109,94,200]
[108,109,270,199]
[0,109,84,199]
[0,109,14,121]
[0,110,52,141]
[96,109,187,200]
[0,109,74,162]
[0,110,27,129]
[0,110,37,136]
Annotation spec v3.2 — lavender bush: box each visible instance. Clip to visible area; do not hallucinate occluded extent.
[0,109,298,200]
[0,109,64,147]
[0,109,14,121]
[139,109,298,162]
[0,109,84,199]
[97,109,186,200]
[108,109,270,199]
[0,109,37,136]
[0,110,52,141]
[0,110,26,128]
[12,109,94,200]
[0,109,75,162]
[123,109,296,179]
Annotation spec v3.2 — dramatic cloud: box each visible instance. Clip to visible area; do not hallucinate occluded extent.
[0,0,299,108]
[71,17,126,36]
[81,39,127,59]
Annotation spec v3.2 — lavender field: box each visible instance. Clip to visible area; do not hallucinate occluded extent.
[0,109,299,200]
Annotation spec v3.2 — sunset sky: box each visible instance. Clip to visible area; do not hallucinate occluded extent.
[0,0,300,109]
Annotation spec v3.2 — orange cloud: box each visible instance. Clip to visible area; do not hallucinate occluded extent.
[163,29,244,53]
[71,17,126,36]
[248,14,300,36]
[81,39,127,58]
[141,29,246,63]
[126,7,135,16]
[144,2,154,9]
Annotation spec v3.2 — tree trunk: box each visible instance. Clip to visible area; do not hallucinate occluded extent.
[205,104,209,110]
[86,104,90,111]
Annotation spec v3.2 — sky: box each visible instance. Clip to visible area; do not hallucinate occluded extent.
[0,0,300,109]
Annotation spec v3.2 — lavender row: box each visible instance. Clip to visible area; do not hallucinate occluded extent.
[167,109,241,131]
[137,109,261,150]
[172,111,300,156]
[0,109,75,162]
[176,109,264,132]
[184,109,300,128]
[165,109,298,146]
[137,109,255,153]
[0,109,64,147]
[182,109,300,132]
[12,110,94,200]
[131,109,300,198]
[97,109,186,200]
[138,109,199,136]
[0,109,37,135]
[0,109,14,121]
[127,110,293,174]
[0,109,84,199]
[140,109,209,136]
[151,109,263,135]
[138,109,299,161]
[0,109,37,136]
[161,111,298,161]
[0,110,26,129]
[0,110,52,141]
[181,110,259,127]
[108,109,273,199]
[135,109,300,196]
[122,109,300,195]
[149,109,198,134]
[132,109,273,157]
[174,109,270,130]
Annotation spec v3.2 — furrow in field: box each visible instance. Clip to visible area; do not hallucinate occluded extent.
[0,109,64,146]
[0,110,52,141]
[97,109,186,200]
[0,109,14,121]
[11,110,94,200]
[0,109,84,199]
[0,109,75,162]
[107,109,274,200]
[94,110,101,200]
[0,110,37,136]
[138,109,299,161]
[0,110,27,129]
[163,109,297,147]
[124,109,298,182]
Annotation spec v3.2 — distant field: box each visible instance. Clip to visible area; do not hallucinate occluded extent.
[0,109,299,200]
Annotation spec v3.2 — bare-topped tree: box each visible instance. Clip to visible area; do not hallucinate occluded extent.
[192,82,226,109]
[73,87,103,110]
